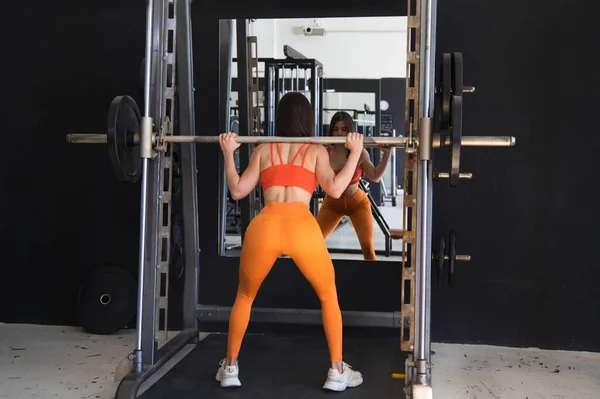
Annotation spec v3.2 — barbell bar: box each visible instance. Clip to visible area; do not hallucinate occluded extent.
[68,95,516,183]
[66,132,515,148]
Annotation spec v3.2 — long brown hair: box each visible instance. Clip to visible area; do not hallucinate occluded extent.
[275,92,314,137]
[328,111,356,136]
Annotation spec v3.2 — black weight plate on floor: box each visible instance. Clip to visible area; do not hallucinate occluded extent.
[138,333,407,399]
[451,52,464,98]
[448,231,456,286]
[438,237,446,287]
[440,53,452,130]
[76,266,137,335]
[449,95,463,187]
[107,95,142,183]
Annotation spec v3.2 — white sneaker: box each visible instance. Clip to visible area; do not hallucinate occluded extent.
[322,362,363,391]
[215,359,242,388]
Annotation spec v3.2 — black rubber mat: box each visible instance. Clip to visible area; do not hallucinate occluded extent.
[139,333,407,399]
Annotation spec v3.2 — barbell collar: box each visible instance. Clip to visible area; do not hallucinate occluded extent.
[444,254,471,261]
[66,133,516,148]
[66,134,109,144]
[457,136,516,147]
[436,172,473,179]
[140,117,153,159]
[418,117,432,161]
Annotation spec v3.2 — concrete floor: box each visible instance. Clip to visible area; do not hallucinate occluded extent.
[1,323,598,399]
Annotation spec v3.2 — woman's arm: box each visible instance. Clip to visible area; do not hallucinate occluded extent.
[316,133,363,198]
[221,133,261,200]
[359,147,392,183]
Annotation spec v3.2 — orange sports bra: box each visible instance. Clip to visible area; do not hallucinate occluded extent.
[327,147,363,184]
[260,143,318,194]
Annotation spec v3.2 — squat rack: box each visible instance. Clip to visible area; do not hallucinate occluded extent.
[64,0,516,398]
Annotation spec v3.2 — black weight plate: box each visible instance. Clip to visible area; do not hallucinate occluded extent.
[451,52,464,97]
[448,231,456,286]
[76,266,137,335]
[107,96,142,183]
[440,53,452,130]
[449,95,463,187]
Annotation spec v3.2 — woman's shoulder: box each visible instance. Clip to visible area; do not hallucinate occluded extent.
[250,143,270,159]
[254,143,270,152]
[309,143,328,155]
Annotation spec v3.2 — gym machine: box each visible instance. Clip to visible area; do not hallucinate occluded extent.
[65,0,515,397]
[264,45,324,138]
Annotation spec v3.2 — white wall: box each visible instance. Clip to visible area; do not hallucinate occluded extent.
[231,17,407,79]
[230,17,406,112]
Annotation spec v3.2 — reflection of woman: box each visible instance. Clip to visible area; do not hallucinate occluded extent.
[316,112,392,260]
[215,93,364,391]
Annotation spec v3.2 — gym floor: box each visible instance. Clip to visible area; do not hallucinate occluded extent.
[1,323,598,399]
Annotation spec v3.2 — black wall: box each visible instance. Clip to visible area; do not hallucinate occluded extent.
[380,77,405,188]
[0,2,145,325]
[431,0,600,351]
[2,0,598,353]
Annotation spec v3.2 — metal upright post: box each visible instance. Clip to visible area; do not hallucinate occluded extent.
[309,61,318,135]
[318,68,323,137]
[412,0,438,388]
[265,63,276,136]
[236,19,252,240]
[313,64,322,136]
[176,0,200,333]
[217,19,234,256]
[135,0,163,371]
[137,0,178,368]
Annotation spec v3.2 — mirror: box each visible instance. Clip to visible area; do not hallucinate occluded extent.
[221,17,407,262]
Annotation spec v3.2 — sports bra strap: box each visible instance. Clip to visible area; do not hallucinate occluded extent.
[290,143,306,165]
[300,144,312,166]
[269,143,312,167]
[275,143,284,165]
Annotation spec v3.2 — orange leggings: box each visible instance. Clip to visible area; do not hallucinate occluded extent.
[227,201,343,362]
[316,189,377,260]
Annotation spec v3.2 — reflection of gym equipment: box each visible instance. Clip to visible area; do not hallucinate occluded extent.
[264,46,323,138]
[324,177,403,258]
[380,128,400,207]
[225,115,242,237]
[359,180,404,257]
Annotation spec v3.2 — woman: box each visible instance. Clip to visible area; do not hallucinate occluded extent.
[216,92,364,392]
[316,112,392,260]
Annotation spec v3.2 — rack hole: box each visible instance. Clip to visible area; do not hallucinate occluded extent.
[404,280,411,304]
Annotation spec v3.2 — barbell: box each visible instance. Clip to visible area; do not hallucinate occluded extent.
[65,95,515,184]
